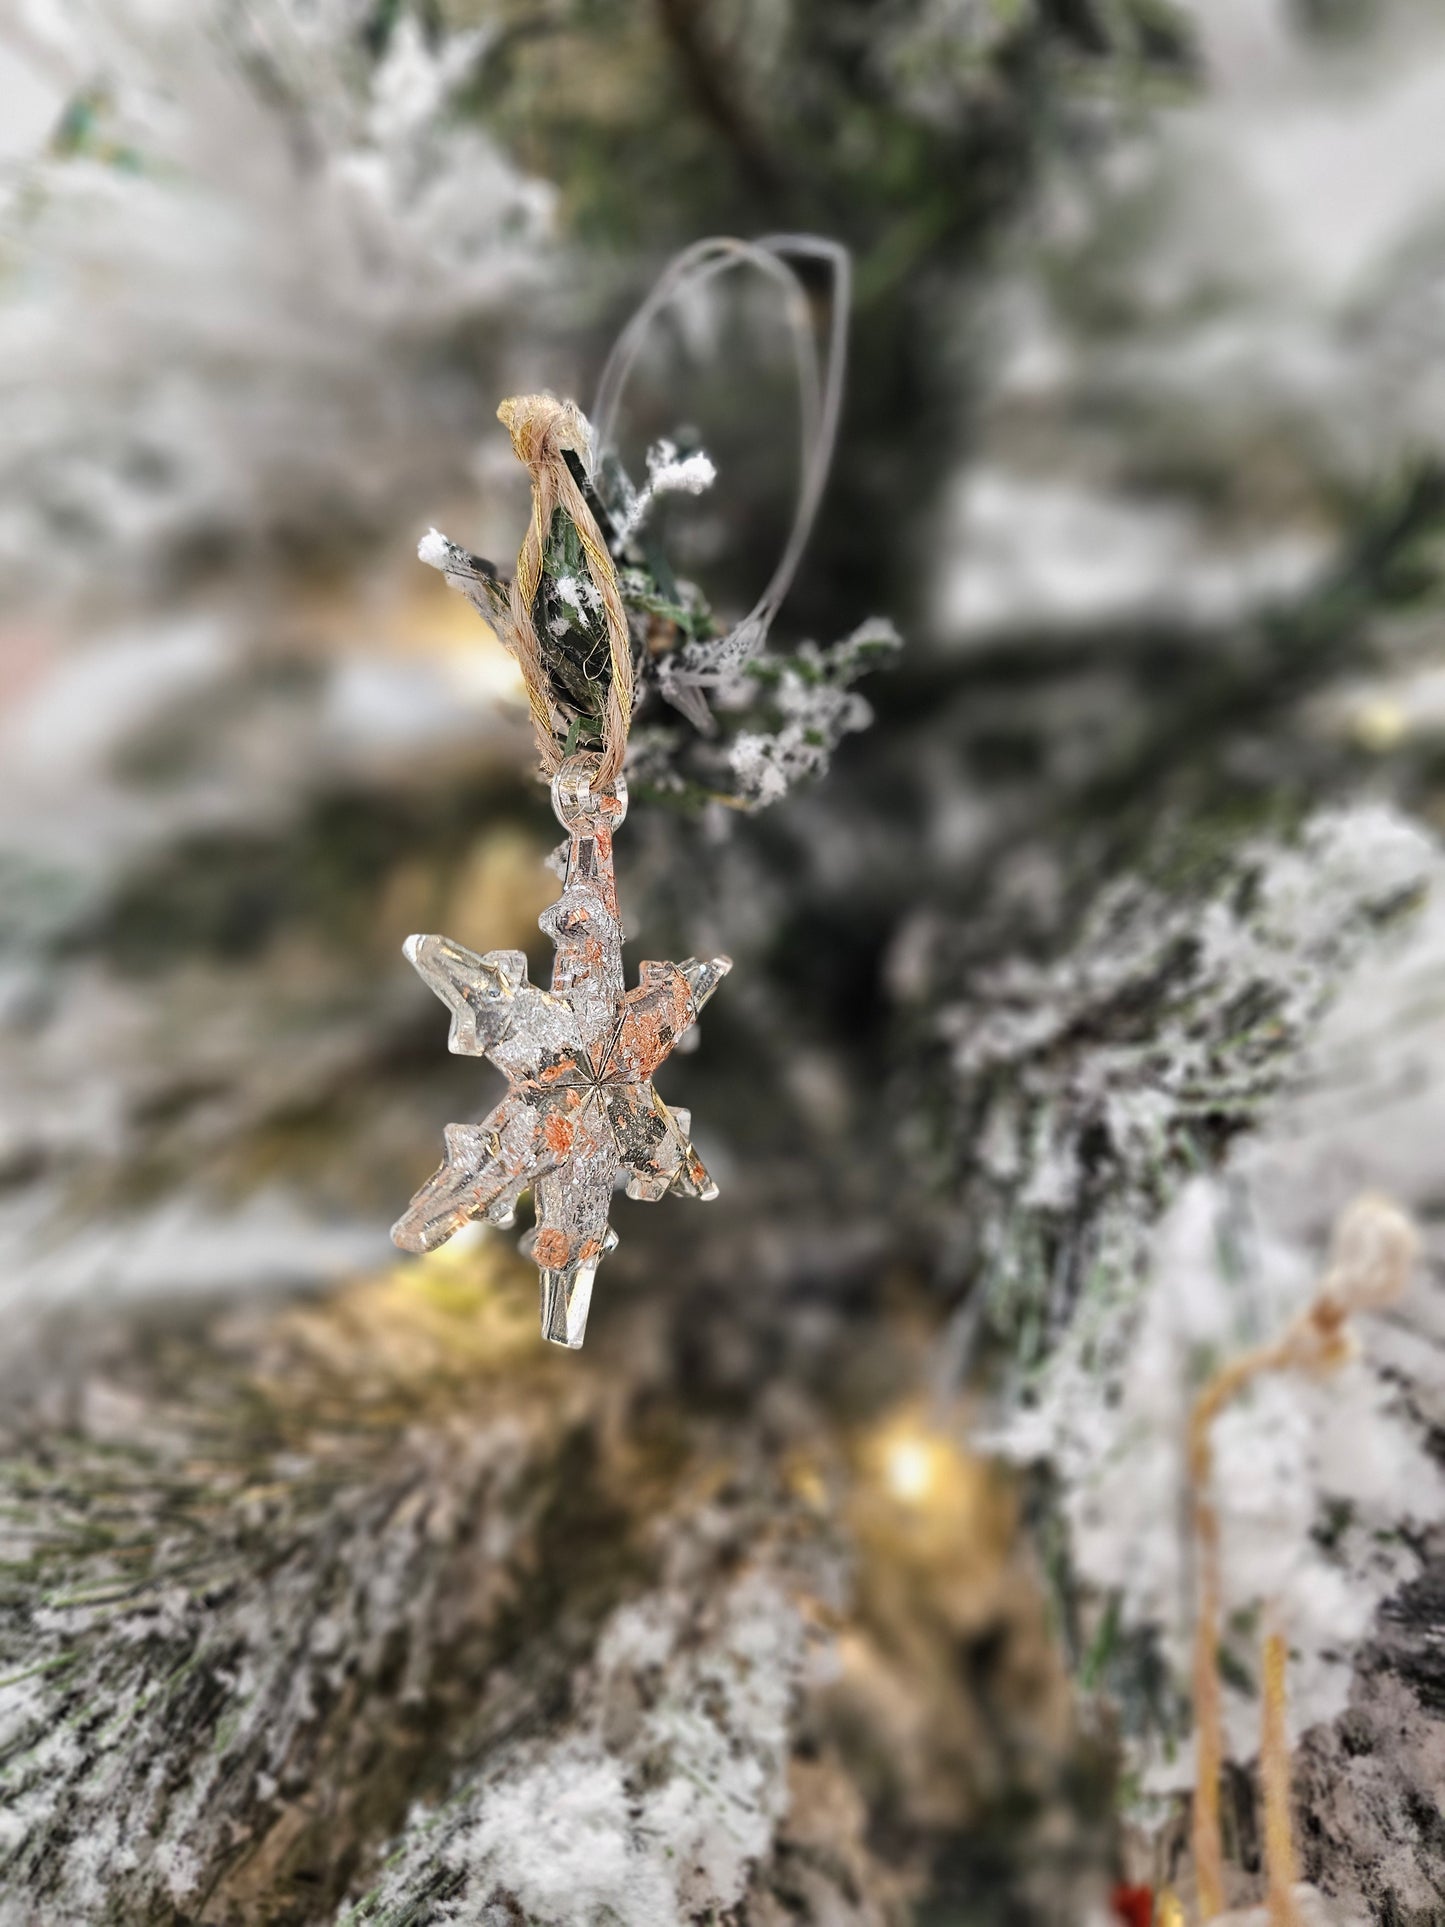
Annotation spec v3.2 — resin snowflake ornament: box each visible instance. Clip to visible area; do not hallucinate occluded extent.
[391,254,853,1351]
[393,756,730,1346]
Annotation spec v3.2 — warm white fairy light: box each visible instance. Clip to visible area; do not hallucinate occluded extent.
[884,1435,936,1506]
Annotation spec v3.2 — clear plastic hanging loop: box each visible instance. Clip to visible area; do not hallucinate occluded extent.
[551,751,628,832]
[590,233,850,643]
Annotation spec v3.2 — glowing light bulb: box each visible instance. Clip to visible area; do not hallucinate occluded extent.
[1354,698,1406,752]
[885,1436,935,1505]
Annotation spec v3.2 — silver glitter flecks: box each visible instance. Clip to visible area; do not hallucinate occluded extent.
[392,756,731,1348]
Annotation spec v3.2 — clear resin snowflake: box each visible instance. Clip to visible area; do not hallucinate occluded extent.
[393,755,731,1347]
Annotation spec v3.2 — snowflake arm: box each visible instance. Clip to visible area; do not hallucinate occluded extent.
[605,956,732,1081]
[603,1086,718,1202]
[403,934,588,1084]
[391,1092,562,1254]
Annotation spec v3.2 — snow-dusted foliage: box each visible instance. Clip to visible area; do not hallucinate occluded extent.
[928,804,1432,1393]
[353,1527,818,1925]
[0,1251,844,1924]
[0,0,564,1318]
[612,437,719,544]
[728,621,903,807]
[935,0,1445,656]
[1061,1174,1443,1797]
[916,804,1445,1804]
[0,1262,552,1920]
[0,0,554,596]
[891,5,1445,1877]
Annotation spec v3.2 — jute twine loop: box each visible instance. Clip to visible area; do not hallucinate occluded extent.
[497,393,634,786]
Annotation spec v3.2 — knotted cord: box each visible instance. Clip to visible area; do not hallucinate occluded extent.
[496,393,634,785]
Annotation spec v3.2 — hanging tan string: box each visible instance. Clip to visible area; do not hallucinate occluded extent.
[496,393,634,786]
[1188,1396,1229,1923]
[1259,1605,1300,1927]
[1187,1192,1417,1923]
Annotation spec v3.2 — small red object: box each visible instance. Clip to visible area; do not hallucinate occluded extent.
[1112,1886,1154,1927]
